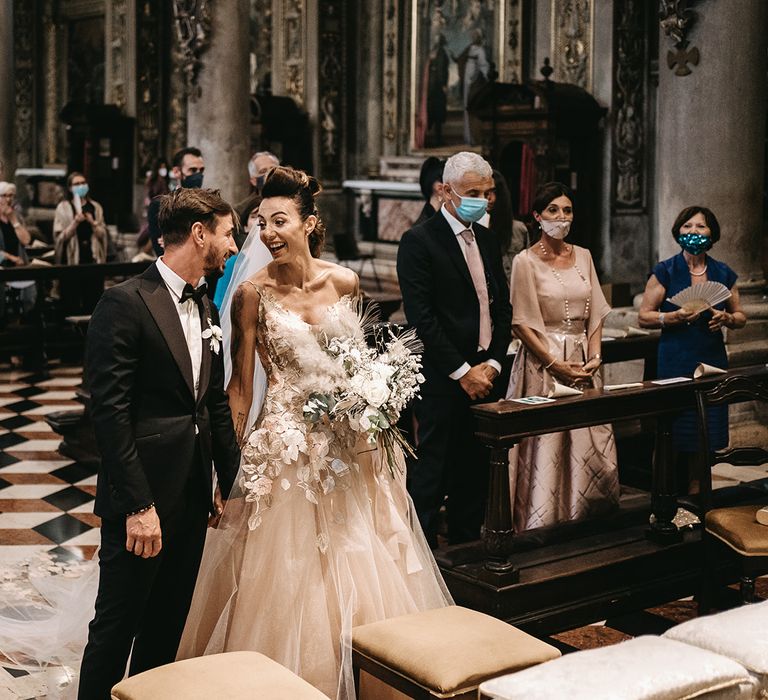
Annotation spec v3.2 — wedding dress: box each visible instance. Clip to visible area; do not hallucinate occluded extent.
[177,287,452,699]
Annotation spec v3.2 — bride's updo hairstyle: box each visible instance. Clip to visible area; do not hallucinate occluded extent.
[261,166,326,257]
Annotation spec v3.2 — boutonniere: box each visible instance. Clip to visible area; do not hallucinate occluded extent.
[202,318,222,355]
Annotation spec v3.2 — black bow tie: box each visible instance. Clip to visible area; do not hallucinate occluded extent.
[179,282,207,305]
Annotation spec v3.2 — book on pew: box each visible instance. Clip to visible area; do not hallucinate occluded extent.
[26,258,53,267]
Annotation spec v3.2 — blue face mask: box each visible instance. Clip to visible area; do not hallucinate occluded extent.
[453,193,488,223]
[678,232,712,255]
[181,171,204,189]
[71,183,89,198]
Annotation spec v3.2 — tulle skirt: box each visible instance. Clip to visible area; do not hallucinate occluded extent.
[177,442,452,700]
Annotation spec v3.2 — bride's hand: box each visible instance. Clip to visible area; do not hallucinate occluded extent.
[208,485,224,528]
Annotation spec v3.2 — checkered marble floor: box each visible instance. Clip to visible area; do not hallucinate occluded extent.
[0,363,98,699]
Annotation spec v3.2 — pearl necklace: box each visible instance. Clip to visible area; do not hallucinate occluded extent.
[688,264,707,277]
[538,241,590,327]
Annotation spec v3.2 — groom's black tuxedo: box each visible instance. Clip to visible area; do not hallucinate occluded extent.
[78,263,240,699]
[398,210,511,546]
[89,263,239,520]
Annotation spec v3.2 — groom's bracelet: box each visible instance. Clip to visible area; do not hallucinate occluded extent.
[126,502,155,517]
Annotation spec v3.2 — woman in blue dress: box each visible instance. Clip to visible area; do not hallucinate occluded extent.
[639,206,747,491]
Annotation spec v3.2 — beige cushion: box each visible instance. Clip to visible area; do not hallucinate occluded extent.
[478,636,756,700]
[706,505,768,556]
[110,651,329,700]
[664,599,768,694]
[352,605,560,697]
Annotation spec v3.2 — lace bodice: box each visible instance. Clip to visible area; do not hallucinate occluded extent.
[254,288,364,391]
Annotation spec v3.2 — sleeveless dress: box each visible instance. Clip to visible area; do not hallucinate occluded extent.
[505,248,620,532]
[177,290,452,699]
[653,252,738,451]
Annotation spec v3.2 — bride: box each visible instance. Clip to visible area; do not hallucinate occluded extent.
[176,166,452,698]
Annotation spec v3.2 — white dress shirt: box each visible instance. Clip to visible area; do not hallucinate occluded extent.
[156,257,204,397]
[439,206,502,381]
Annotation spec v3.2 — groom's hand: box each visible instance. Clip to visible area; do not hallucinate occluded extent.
[126,506,162,558]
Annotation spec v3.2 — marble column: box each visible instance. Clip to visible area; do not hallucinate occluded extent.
[656,0,766,280]
[187,0,250,206]
[0,0,15,180]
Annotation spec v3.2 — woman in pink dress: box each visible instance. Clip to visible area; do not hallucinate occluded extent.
[505,182,619,532]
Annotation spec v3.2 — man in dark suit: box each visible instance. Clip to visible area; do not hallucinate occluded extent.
[397,151,511,548]
[78,188,240,699]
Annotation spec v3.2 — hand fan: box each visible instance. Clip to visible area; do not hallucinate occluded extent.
[667,281,731,313]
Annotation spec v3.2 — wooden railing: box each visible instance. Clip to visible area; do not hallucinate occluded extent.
[0,260,151,283]
[470,364,768,583]
[0,261,152,358]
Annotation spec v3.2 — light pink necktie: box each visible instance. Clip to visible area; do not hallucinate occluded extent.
[459,229,492,350]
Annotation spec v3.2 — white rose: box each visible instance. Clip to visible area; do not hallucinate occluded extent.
[363,380,390,408]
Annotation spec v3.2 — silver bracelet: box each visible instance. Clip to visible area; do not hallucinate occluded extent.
[544,358,556,369]
[659,312,665,327]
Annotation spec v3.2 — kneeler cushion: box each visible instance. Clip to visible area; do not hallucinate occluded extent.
[110,651,330,700]
[665,599,768,694]
[478,636,755,700]
[352,605,560,697]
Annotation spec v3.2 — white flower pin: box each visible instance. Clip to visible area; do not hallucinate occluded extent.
[202,318,222,355]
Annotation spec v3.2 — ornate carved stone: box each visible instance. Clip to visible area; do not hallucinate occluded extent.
[613,0,646,209]
[251,0,273,94]
[504,0,523,83]
[382,0,397,142]
[172,0,213,99]
[317,0,344,185]
[168,39,189,156]
[283,0,305,106]
[13,0,35,168]
[107,0,129,109]
[659,0,700,76]
[136,0,164,171]
[552,0,592,90]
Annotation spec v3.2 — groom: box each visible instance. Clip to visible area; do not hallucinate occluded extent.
[78,188,240,699]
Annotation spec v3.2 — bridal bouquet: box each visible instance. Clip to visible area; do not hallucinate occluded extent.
[302,322,424,475]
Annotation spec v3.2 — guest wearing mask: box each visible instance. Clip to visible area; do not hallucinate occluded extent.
[505,182,619,532]
[235,151,280,214]
[398,151,511,547]
[639,206,746,492]
[53,172,108,314]
[148,147,205,255]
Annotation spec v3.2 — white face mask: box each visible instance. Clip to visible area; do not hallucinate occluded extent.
[540,219,571,240]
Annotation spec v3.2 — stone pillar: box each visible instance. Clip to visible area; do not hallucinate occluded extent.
[360,0,383,178]
[656,0,766,281]
[0,0,15,180]
[187,0,250,206]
